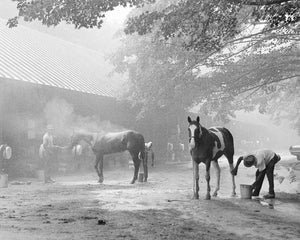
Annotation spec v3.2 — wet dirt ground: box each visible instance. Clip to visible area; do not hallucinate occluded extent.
[0,160,300,240]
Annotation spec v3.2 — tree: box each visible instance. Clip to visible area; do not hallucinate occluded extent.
[125,0,299,51]
[8,0,300,133]
[109,30,197,120]
[122,0,300,131]
[7,0,154,28]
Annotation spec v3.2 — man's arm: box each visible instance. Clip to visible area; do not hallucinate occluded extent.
[231,156,244,176]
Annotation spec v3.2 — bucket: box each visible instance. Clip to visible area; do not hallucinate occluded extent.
[240,184,252,199]
[138,173,144,182]
[37,170,45,182]
[0,174,8,188]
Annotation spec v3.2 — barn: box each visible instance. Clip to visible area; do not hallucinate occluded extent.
[0,18,135,177]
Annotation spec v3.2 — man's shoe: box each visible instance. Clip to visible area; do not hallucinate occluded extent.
[263,193,275,199]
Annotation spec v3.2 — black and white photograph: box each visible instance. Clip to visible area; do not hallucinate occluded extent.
[0,0,299,239]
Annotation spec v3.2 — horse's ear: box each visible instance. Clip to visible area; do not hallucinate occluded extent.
[187,116,192,123]
[196,116,200,123]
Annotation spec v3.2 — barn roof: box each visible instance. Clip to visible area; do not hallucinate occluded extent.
[0,18,122,97]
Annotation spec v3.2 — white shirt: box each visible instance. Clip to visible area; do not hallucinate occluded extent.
[247,149,275,172]
[43,132,54,151]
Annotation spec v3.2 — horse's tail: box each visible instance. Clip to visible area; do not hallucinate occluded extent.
[222,127,234,154]
[138,134,146,161]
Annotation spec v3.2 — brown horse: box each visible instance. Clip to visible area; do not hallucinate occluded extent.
[69,130,146,184]
[188,116,236,199]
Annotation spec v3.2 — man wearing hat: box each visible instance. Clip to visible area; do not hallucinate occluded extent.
[231,149,281,199]
[41,124,56,183]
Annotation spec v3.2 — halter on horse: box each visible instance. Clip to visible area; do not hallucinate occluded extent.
[188,116,236,199]
[69,130,146,184]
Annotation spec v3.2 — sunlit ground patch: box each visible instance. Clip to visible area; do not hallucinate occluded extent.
[91,187,176,211]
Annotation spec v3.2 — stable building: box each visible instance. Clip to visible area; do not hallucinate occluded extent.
[0,19,134,177]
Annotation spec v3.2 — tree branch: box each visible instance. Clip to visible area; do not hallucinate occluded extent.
[241,74,300,97]
[232,0,293,6]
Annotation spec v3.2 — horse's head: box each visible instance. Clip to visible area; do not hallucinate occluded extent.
[187,116,203,149]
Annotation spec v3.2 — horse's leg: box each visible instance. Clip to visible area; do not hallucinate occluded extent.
[130,153,140,184]
[143,153,148,182]
[205,160,211,200]
[192,159,199,199]
[94,155,100,181]
[211,161,220,197]
[225,152,236,196]
[95,154,104,183]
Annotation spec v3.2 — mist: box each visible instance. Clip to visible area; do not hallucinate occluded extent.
[43,98,126,138]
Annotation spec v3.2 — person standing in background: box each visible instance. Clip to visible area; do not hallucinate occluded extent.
[41,124,56,183]
[145,142,155,167]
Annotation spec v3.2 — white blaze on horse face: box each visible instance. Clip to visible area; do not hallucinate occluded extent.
[189,125,197,149]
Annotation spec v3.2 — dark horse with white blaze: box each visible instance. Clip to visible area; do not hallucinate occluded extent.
[188,116,236,199]
[69,130,146,184]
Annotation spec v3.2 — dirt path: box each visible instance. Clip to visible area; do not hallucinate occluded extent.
[0,163,300,240]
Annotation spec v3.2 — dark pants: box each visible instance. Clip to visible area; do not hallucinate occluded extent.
[252,154,280,196]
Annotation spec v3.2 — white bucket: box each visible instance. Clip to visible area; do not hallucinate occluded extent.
[240,184,252,199]
[0,174,8,188]
[37,170,45,182]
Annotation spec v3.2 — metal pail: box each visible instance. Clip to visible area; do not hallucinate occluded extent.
[0,174,8,188]
[240,184,252,199]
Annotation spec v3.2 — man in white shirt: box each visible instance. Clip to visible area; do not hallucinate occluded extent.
[145,142,155,167]
[231,149,281,199]
[42,124,56,183]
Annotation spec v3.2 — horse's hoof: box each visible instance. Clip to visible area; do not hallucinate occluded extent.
[130,180,135,184]
[212,192,218,197]
[205,194,211,200]
[98,179,104,183]
[231,192,237,197]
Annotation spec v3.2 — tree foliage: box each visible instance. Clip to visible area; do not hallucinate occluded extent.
[8,0,300,133]
[124,0,299,51]
[117,0,300,131]
[109,32,197,119]
[7,0,154,28]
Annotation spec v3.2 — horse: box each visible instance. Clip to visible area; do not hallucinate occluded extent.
[187,116,236,199]
[69,130,146,184]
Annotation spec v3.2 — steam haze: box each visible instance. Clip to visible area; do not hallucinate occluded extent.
[43,98,126,137]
